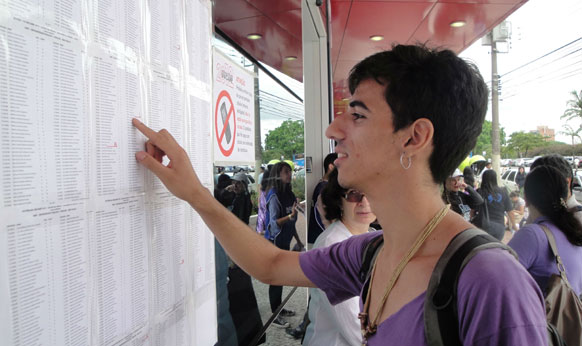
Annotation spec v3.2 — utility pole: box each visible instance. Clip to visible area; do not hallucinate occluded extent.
[254,64,262,185]
[491,36,501,175]
[482,22,510,179]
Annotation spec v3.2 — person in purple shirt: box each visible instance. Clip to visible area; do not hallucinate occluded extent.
[509,165,582,296]
[130,44,547,345]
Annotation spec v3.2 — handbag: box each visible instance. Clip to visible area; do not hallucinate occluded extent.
[472,200,491,230]
[541,225,582,346]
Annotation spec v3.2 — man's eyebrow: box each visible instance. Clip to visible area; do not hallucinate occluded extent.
[349,100,369,111]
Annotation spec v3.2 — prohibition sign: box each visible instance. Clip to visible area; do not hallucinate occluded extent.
[215,90,236,157]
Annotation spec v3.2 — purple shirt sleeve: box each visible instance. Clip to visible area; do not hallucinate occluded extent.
[456,248,547,345]
[299,232,380,304]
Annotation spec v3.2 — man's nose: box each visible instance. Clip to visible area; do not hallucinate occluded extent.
[325,116,345,141]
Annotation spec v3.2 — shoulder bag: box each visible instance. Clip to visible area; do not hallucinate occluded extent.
[540,225,582,346]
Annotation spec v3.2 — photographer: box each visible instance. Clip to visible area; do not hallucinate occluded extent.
[442,169,483,221]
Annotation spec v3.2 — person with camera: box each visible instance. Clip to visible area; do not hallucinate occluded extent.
[442,168,483,221]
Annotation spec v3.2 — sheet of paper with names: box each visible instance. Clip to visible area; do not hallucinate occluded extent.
[0,0,216,345]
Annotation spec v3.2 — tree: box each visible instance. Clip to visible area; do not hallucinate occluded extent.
[560,124,581,145]
[263,120,304,162]
[473,120,506,158]
[560,90,582,124]
[506,131,548,157]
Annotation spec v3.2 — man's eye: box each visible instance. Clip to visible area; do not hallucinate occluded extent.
[352,113,365,120]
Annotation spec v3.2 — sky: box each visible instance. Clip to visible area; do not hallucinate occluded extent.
[459,0,582,144]
[256,66,304,145]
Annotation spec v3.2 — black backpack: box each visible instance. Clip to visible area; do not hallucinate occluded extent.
[359,228,566,345]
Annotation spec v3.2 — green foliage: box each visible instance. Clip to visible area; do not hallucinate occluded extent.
[263,120,304,162]
[561,90,582,123]
[505,131,548,157]
[292,175,305,202]
[250,190,258,216]
[529,143,582,157]
[261,148,285,163]
[473,120,506,157]
[560,124,582,145]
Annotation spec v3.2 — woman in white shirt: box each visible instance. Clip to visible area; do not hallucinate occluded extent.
[303,169,377,346]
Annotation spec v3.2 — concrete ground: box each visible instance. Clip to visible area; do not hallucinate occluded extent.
[248,212,308,346]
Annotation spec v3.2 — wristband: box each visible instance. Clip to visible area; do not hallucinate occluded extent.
[288,213,292,219]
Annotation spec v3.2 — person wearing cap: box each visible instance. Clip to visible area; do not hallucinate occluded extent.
[442,168,483,221]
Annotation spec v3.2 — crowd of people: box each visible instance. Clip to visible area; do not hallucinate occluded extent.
[131,43,582,346]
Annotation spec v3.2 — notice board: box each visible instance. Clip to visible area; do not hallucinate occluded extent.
[0,0,217,345]
[212,49,255,165]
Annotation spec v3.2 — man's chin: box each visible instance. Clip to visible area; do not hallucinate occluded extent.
[336,170,353,190]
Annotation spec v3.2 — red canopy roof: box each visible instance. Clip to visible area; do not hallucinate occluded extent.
[214,0,527,112]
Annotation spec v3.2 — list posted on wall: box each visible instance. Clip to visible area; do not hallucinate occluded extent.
[0,0,218,345]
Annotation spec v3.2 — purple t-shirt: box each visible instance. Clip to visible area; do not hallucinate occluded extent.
[508,217,582,296]
[299,231,547,346]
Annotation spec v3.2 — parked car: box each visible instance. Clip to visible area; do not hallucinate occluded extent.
[514,158,526,167]
[500,168,529,193]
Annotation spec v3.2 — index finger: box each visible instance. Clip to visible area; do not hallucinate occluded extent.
[132,118,157,139]
[132,118,176,155]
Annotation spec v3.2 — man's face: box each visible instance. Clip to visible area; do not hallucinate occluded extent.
[325,79,403,191]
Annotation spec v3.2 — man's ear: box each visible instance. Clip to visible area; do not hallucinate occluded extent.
[400,118,434,155]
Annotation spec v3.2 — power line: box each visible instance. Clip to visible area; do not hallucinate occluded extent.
[501,43,582,85]
[259,90,304,107]
[499,55,582,97]
[501,36,582,77]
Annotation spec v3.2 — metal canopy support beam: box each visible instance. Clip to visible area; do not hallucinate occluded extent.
[214,26,303,104]
[302,0,331,234]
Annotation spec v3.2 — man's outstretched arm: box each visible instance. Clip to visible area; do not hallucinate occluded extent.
[132,118,314,287]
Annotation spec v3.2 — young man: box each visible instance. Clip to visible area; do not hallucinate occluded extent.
[132,44,546,345]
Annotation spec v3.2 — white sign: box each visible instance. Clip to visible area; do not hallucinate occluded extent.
[212,49,255,164]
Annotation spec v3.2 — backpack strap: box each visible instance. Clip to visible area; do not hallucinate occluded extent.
[424,228,517,346]
[358,234,384,282]
[540,225,573,287]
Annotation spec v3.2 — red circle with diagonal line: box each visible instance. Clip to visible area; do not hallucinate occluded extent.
[214,90,236,157]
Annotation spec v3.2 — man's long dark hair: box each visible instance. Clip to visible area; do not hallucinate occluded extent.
[525,165,582,246]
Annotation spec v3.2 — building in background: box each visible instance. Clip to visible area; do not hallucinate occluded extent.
[532,125,556,141]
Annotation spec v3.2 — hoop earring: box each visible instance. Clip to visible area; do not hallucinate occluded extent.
[400,152,412,170]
